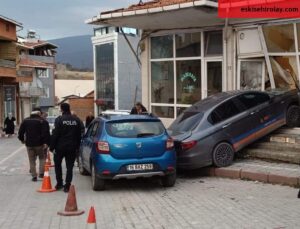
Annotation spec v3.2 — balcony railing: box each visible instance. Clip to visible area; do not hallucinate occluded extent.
[19,86,45,97]
[0,59,16,68]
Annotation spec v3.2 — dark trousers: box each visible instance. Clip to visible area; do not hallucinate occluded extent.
[54,151,76,185]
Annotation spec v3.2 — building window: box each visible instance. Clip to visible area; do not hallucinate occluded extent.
[150,31,223,119]
[176,60,201,104]
[36,68,48,78]
[270,56,297,89]
[263,24,295,53]
[176,33,201,57]
[204,31,223,56]
[151,35,173,59]
[42,87,50,98]
[151,61,174,103]
[95,43,115,111]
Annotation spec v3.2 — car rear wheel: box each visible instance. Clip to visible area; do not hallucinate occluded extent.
[212,142,234,167]
[161,172,176,187]
[286,105,300,127]
[78,156,90,176]
[91,163,105,191]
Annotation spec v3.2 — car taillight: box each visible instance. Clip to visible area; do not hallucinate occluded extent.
[166,138,174,150]
[96,141,110,154]
[181,140,197,151]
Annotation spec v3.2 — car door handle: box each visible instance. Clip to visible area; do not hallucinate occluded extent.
[222,123,231,129]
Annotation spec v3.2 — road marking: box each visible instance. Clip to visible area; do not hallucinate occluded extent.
[0,146,25,165]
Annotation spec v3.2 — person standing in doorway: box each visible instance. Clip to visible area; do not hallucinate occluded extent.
[50,103,82,192]
[4,113,16,137]
[18,108,50,181]
[85,111,94,128]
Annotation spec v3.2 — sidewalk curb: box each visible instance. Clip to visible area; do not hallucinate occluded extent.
[200,167,300,188]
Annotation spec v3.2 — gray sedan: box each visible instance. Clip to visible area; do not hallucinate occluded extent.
[168,89,300,169]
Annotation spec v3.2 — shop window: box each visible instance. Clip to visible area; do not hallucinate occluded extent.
[176,60,201,104]
[151,61,174,103]
[270,56,297,89]
[207,62,222,96]
[263,24,295,52]
[151,106,174,118]
[175,33,200,57]
[151,35,173,59]
[240,61,264,90]
[297,23,300,52]
[204,31,223,56]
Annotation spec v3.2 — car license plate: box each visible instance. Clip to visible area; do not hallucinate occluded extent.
[127,164,153,171]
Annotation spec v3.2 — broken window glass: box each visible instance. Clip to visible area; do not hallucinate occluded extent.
[270,56,297,89]
[263,24,295,52]
[296,23,300,52]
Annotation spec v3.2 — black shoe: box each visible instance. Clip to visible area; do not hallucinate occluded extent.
[39,174,44,178]
[64,184,70,193]
[32,177,37,182]
[55,184,64,190]
[298,190,300,198]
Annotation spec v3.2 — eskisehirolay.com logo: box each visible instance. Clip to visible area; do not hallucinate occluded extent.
[218,0,300,18]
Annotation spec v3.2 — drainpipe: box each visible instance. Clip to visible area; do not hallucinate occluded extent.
[224,17,229,91]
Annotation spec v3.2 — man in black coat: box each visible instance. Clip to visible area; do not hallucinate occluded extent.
[50,103,82,192]
[18,108,50,181]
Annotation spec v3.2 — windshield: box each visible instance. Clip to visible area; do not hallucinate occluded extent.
[106,120,165,138]
[169,111,203,132]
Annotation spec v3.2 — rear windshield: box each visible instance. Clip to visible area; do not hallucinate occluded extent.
[106,120,165,138]
[169,112,203,132]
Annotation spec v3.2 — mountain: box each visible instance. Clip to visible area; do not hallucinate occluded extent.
[50,35,93,71]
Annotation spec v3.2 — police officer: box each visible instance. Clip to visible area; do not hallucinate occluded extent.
[49,103,81,192]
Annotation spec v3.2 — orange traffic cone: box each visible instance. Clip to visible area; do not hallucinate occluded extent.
[86,206,97,229]
[45,151,54,168]
[37,166,56,193]
[57,185,85,216]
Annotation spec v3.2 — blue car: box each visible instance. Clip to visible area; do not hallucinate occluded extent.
[79,114,176,190]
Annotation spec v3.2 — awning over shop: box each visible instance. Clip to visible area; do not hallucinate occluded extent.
[86,0,224,30]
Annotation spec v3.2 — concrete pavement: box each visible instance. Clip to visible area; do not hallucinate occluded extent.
[1,136,300,228]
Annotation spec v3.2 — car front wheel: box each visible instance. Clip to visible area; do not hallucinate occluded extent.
[161,172,176,187]
[286,105,300,127]
[212,142,234,167]
[91,163,105,191]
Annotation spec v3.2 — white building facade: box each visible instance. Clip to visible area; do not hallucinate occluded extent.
[87,0,300,126]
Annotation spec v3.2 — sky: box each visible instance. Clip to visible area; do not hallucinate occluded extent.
[0,0,139,40]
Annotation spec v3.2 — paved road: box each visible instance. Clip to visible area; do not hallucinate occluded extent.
[0,136,300,229]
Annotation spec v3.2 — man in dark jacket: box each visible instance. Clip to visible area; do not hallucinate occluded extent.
[50,103,82,192]
[18,108,50,181]
[85,111,94,128]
